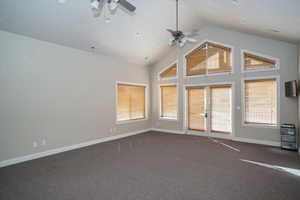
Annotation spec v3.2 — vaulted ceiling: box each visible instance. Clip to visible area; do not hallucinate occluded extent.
[0,0,299,66]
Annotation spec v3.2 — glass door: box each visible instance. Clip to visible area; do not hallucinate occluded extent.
[187,87,207,132]
[186,85,232,134]
[210,86,232,134]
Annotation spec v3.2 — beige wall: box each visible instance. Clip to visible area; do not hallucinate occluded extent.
[0,31,151,162]
[151,26,298,144]
[1,26,299,163]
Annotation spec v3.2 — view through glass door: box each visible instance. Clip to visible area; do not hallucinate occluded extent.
[187,85,232,134]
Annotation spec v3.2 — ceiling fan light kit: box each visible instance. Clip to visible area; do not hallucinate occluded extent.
[91,0,136,20]
[91,0,101,9]
[167,0,197,47]
[89,0,195,47]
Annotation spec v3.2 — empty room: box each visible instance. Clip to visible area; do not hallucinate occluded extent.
[1,0,300,199]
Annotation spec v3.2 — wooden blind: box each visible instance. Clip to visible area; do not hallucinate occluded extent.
[244,52,275,70]
[117,84,145,121]
[186,43,207,76]
[187,88,206,131]
[160,64,177,79]
[211,86,232,133]
[244,79,277,125]
[160,85,177,119]
[186,42,231,76]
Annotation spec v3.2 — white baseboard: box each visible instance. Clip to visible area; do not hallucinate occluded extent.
[0,128,284,168]
[228,137,280,147]
[151,128,280,147]
[151,128,185,135]
[0,128,151,168]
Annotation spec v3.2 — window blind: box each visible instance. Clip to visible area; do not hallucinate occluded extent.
[160,64,177,79]
[244,79,277,125]
[160,85,177,119]
[187,88,206,131]
[117,84,146,121]
[244,52,275,70]
[211,86,232,133]
[186,42,231,76]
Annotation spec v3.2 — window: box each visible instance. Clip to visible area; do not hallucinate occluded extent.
[243,52,276,71]
[160,63,177,79]
[186,42,231,76]
[244,79,277,125]
[117,83,146,122]
[160,85,177,119]
[211,86,232,133]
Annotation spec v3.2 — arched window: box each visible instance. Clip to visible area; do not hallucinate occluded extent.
[186,41,232,76]
[159,63,177,79]
[243,51,277,71]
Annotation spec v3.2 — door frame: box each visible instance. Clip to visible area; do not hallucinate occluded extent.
[184,82,235,140]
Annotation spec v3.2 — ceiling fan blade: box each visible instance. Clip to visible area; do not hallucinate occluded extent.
[167,29,176,34]
[183,32,192,36]
[118,0,136,12]
[185,37,197,43]
[184,29,200,37]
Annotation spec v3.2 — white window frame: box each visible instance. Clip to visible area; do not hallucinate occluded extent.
[183,81,236,140]
[241,76,280,128]
[183,39,234,79]
[115,81,148,124]
[158,60,178,81]
[241,49,280,73]
[158,83,178,121]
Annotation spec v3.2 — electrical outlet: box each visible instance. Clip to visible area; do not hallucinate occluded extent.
[41,139,46,146]
[33,142,38,148]
[110,128,113,133]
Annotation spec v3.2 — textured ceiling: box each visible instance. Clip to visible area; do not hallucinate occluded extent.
[0,0,299,66]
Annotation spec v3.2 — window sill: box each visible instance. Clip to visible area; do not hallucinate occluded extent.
[159,77,178,81]
[184,72,233,78]
[116,118,148,125]
[242,67,278,73]
[159,117,178,121]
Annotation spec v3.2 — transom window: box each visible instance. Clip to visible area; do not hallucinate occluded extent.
[160,63,177,79]
[117,83,146,122]
[243,52,276,71]
[244,79,277,126]
[186,42,232,76]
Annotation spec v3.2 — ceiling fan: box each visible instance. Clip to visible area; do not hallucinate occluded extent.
[91,0,136,18]
[167,0,197,47]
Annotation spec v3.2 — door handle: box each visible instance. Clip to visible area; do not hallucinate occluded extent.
[201,113,208,118]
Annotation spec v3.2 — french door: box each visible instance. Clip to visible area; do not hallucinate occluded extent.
[186,85,232,134]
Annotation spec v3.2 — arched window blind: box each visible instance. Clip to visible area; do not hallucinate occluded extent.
[160,64,177,79]
[244,52,276,71]
[186,42,231,76]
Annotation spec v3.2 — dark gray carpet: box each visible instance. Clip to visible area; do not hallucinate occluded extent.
[1,131,300,200]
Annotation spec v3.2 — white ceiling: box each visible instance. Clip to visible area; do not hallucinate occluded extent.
[0,0,299,66]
